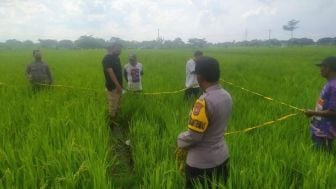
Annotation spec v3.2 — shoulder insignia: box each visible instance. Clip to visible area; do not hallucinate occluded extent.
[188,99,209,133]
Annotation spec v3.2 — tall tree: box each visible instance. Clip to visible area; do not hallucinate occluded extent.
[188,38,207,48]
[58,40,74,49]
[38,39,58,48]
[74,35,106,49]
[283,19,299,39]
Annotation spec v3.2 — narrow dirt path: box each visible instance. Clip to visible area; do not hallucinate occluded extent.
[107,117,137,188]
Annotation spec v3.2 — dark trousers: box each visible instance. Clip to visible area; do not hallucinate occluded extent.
[312,135,333,151]
[184,87,201,99]
[185,159,229,189]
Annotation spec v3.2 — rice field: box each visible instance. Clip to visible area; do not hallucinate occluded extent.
[1,47,336,188]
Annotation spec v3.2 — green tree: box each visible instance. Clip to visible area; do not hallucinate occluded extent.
[283,19,299,39]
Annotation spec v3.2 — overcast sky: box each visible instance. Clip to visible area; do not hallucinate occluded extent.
[0,0,335,43]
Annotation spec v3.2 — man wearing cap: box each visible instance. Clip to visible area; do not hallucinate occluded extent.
[305,56,336,151]
[185,51,203,99]
[102,43,123,120]
[124,54,143,91]
[26,50,52,90]
[177,56,232,188]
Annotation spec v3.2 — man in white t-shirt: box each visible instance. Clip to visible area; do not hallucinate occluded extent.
[124,54,143,91]
[185,50,203,99]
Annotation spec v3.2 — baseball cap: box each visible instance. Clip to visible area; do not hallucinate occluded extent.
[316,56,336,71]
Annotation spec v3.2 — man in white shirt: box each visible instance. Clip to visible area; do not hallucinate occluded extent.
[124,54,143,91]
[185,51,203,99]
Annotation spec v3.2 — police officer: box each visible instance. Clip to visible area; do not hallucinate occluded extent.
[177,56,232,188]
[26,50,52,90]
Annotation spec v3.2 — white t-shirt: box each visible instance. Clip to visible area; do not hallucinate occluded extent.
[124,63,143,91]
[185,58,199,88]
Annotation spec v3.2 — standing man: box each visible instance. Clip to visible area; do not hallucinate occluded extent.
[185,51,203,99]
[124,54,143,91]
[26,50,52,90]
[177,57,232,188]
[305,56,336,151]
[26,50,52,91]
[102,43,123,120]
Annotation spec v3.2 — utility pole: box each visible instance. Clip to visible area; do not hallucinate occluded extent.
[244,29,248,41]
[268,29,271,40]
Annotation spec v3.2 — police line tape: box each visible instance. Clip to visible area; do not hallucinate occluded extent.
[224,113,299,136]
[140,88,186,95]
[1,79,305,112]
[1,80,305,136]
[0,81,187,95]
[177,112,300,172]
[220,79,305,112]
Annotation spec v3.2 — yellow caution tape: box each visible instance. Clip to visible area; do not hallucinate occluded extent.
[220,79,305,112]
[0,81,187,95]
[141,88,186,95]
[0,78,306,113]
[36,83,102,92]
[224,113,298,136]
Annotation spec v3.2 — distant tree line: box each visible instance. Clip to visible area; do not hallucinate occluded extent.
[1,35,336,49]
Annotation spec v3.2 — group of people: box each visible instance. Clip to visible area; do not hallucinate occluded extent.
[25,45,336,189]
[102,43,144,119]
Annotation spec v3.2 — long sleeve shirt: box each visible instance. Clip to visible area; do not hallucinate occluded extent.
[177,84,232,169]
[185,58,199,88]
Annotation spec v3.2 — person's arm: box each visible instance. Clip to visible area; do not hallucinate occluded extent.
[124,68,128,82]
[305,110,336,118]
[46,64,52,84]
[140,64,144,75]
[107,68,122,94]
[26,64,32,80]
[305,86,336,118]
[177,99,209,149]
[177,130,204,149]
[186,61,190,75]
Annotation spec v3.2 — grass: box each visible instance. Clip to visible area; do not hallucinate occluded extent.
[0,46,336,188]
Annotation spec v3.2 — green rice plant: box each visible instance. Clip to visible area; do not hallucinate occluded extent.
[1,47,336,188]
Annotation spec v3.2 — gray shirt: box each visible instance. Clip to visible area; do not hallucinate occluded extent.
[177,84,232,169]
[26,61,52,84]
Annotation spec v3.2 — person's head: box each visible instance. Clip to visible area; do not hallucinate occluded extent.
[195,56,220,90]
[107,43,122,56]
[33,49,42,60]
[316,56,336,79]
[193,50,203,61]
[129,54,137,65]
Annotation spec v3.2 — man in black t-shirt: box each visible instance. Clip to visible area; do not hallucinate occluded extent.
[102,43,123,119]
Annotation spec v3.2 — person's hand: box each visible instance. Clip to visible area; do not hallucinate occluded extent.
[176,148,187,173]
[116,85,123,94]
[304,110,316,117]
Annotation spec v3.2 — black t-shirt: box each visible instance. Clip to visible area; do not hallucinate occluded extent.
[102,54,123,91]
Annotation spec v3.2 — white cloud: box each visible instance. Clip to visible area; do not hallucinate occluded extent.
[242,6,277,19]
[0,0,335,42]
